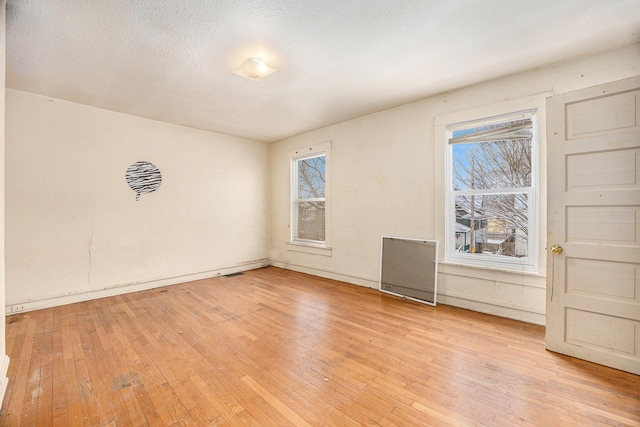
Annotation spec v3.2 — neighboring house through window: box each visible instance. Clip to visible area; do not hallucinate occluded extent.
[446,109,538,271]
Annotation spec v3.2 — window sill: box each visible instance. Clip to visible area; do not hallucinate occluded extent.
[440,260,542,275]
[286,242,333,257]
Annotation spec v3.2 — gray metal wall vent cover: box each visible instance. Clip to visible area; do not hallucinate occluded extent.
[379,236,438,306]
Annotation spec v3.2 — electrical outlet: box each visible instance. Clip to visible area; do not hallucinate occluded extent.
[11,305,25,313]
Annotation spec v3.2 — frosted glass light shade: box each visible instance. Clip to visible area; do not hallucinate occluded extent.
[232,58,277,81]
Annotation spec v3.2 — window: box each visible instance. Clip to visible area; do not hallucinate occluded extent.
[290,143,330,249]
[446,110,538,271]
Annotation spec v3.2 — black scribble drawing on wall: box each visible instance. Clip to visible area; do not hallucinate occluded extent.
[126,161,162,201]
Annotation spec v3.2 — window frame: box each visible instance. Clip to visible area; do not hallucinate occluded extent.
[289,142,331,252]
[445,109,539,272]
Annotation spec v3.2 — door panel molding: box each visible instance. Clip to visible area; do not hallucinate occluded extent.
[546,75,640,375]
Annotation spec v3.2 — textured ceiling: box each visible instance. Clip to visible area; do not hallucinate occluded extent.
[6,0,640,143]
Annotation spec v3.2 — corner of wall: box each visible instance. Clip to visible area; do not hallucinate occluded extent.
[0,0,9,410]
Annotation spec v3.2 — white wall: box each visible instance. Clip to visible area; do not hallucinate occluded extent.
[5,89,269,311]
[5,44,639,325]
[269,44,640,325]
[0,0,9,407]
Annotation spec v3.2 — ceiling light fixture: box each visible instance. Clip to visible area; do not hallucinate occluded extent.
[232,58,277,81]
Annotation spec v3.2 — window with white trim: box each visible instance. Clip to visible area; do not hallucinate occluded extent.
[446,109,538,271]
[290,143,330,248]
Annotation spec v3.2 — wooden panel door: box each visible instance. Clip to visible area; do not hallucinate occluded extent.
[546,76,640,375]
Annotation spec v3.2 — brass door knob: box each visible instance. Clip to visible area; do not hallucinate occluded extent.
[550,245,563,255]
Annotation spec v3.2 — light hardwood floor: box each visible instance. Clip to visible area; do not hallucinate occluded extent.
[1,267,638,426]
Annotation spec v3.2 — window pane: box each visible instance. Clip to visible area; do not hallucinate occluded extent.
[452,138,531,191]
[296,201,325,241]
[454,194,528,258]
[297,155,325,199]
[451,119,532,143]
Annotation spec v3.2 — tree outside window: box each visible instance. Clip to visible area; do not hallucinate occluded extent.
[293,154,326,243]
[448,111,536,269]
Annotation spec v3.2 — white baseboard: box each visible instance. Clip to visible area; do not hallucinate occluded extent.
[6,258,544,326]
[6,259,271,314]
[270,259,379,288]
[0,355,9,411]
[271,260,545,325]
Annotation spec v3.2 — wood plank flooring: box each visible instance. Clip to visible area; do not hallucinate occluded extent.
[1,267,638,426]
